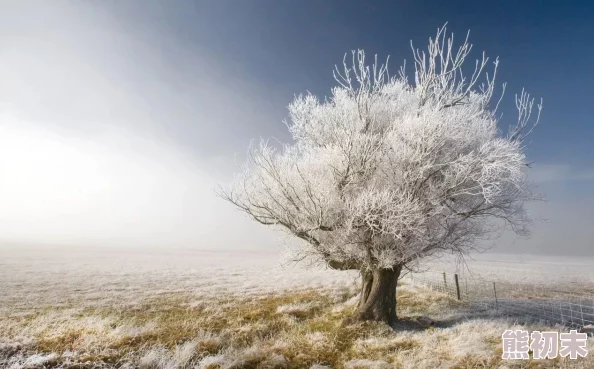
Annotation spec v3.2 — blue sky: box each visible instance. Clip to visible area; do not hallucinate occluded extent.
[113,0,594,165]
[0,1,592,255]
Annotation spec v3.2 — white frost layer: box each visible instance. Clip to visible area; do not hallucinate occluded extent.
[2,247,592,313]
[0,247,358,312]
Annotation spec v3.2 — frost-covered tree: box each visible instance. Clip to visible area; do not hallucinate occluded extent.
[219,26,542,325]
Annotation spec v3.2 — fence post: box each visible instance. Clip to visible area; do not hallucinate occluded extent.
[454,274,461,301]
[442,272,447,292]
[493,282,498,310]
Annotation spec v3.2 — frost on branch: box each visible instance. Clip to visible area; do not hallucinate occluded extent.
[219,25,543,272]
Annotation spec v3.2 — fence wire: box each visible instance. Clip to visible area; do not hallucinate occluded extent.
[402,271,594,332]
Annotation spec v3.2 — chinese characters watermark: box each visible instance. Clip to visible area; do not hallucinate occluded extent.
[530,331,558,359]
[502,329,588,360]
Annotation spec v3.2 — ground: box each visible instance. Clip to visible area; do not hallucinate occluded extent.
[1,247,593,368]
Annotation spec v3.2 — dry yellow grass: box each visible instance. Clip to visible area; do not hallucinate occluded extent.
[3,281,593,369]
[2,249,593,368]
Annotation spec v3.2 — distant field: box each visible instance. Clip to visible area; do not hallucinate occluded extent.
[1,247,593,368]
[424,252,594,285]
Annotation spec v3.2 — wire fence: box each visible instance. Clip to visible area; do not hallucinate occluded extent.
[402,270,594,334]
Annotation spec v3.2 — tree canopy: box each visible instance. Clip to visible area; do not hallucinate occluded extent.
[220,25,542,274]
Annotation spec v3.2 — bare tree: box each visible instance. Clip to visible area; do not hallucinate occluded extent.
[218,25,543,326]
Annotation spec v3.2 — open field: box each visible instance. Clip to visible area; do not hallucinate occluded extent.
[423,252,594,286]
[1,247,593,368]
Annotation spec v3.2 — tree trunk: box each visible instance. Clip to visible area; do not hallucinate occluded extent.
[354,265,402,325]
[358,268,374,308]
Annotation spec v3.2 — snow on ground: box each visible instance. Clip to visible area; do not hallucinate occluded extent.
[3,246,592,319]
[2,247,592,315]
[0,246,359,314]
[2,246,594,368]
[418,252,594,285]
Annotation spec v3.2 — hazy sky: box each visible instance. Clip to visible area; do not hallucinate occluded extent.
[0,0,592,256]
